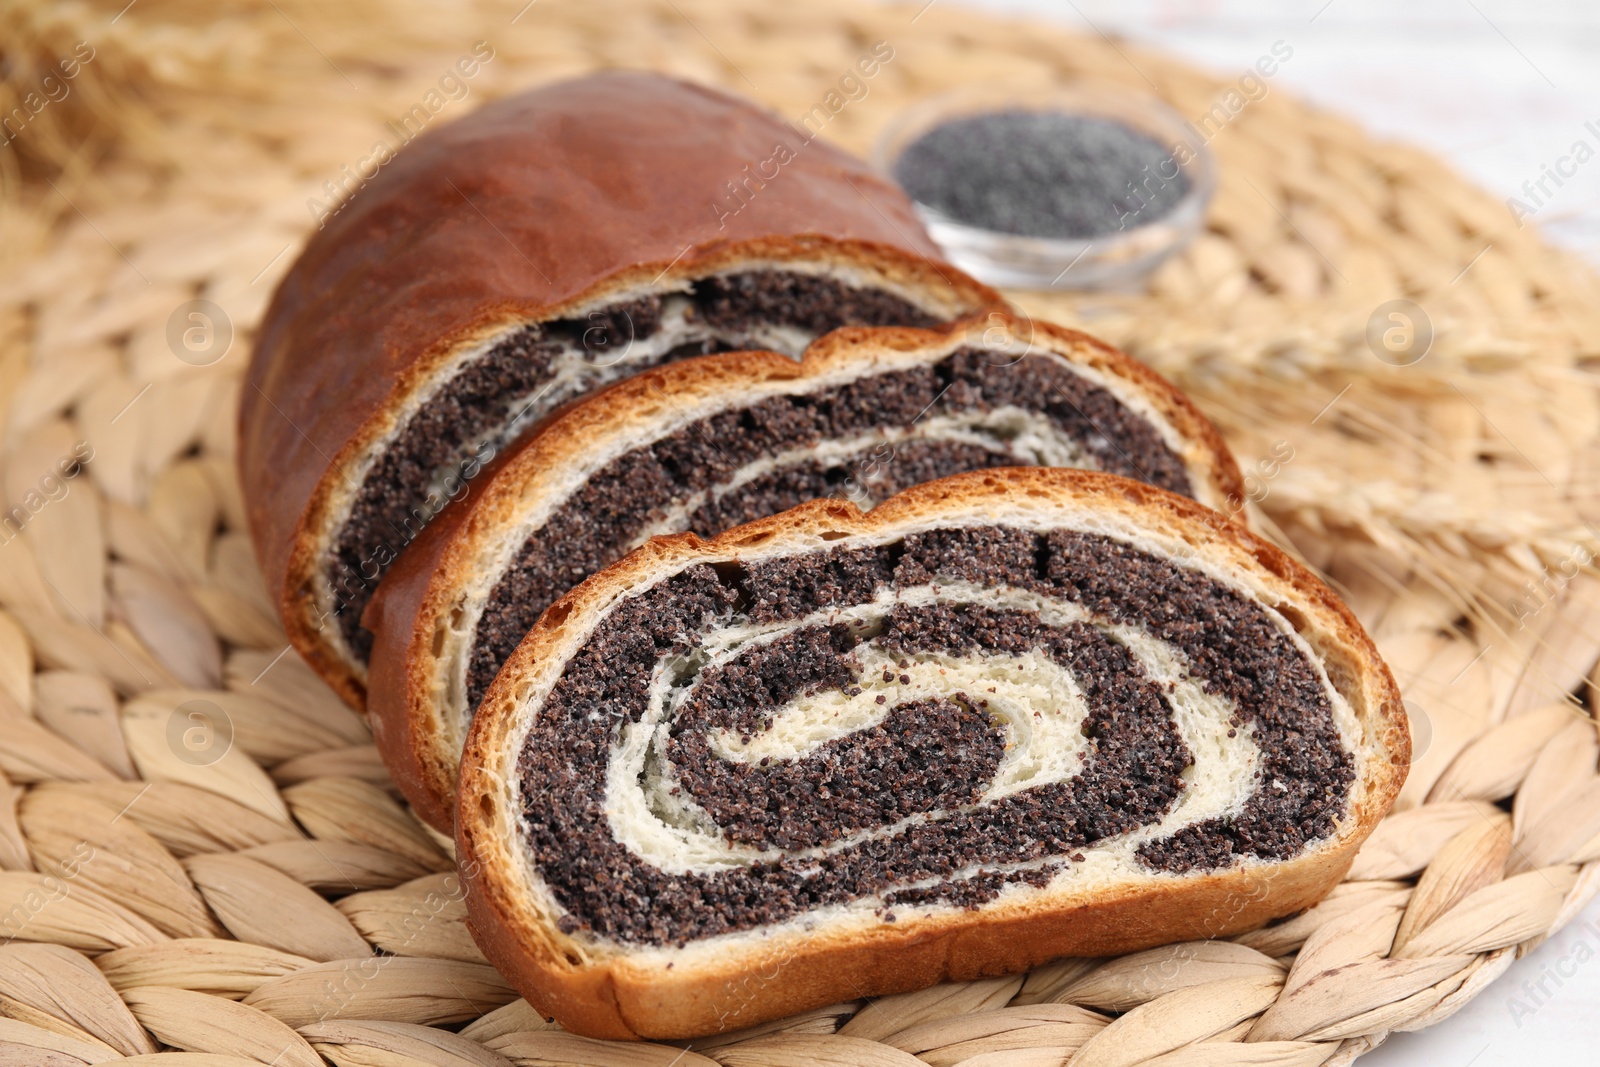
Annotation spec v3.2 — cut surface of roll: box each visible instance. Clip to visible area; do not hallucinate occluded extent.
[456,468,1408,1040]
[364,315,1246,831]
[238,70,999,707]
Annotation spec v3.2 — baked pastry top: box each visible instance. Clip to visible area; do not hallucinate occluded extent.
[239,71,998,706]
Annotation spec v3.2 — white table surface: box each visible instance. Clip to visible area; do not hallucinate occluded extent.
[947,1,1600,1061]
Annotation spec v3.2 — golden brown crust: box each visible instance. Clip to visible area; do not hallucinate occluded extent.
[238,71,1000,709]
[455,467,1408,1041]
[367,312,1246,833]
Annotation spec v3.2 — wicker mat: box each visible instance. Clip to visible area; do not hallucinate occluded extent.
[2,1,1598,1064]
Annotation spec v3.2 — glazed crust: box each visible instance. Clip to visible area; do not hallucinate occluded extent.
[455,467,1409,1041]
[238,70,1000,708]
[365,312,1247,832]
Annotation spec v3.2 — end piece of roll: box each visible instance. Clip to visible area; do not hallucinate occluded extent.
[456,466,1407,1040]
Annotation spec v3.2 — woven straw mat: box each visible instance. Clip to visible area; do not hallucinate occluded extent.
[1,1,1598,1065]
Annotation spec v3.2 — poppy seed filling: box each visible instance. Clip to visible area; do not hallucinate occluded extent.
[324,270,942,660]
[466,347,1193,712]
[514,526,1355,946]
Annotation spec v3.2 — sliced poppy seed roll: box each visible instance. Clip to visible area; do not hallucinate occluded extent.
[456,468,1407,1040]
[363,313,1245,831]
[239,70,999,708]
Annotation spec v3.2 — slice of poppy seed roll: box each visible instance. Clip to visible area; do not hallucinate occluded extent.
[363,314,1246,832]
[455,468,1408,1041]
[238,71,1000,709]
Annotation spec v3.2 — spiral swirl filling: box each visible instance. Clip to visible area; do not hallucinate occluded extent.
[329,270,941,660]
[514,526,1354,946]
[469,346,1194,712]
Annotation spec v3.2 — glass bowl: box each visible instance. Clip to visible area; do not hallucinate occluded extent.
[872,83,1215,290]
